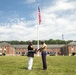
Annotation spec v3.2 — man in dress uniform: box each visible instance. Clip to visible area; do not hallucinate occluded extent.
[27,41,35,70]
[39,41,47,70]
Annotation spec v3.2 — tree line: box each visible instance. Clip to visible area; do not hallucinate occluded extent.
[0,39,74,45]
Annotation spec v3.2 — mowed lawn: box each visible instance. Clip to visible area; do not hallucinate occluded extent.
[0,56,76,75]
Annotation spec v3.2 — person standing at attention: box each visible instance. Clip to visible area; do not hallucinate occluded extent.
[39,41,47,70]
[27,41,35,70]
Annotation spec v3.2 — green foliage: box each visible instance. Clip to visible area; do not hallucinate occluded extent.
[2,53,6,56]
[72,52,76,56]
[50,54,55,56]
[0,39,74,45]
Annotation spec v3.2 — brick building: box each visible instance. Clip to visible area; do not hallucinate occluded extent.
[0,42,76,56]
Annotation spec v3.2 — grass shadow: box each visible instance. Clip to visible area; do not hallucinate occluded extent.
[20,66,42,70]
[20,67,27,70]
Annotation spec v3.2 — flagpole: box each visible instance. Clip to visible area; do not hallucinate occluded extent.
[37,23,39,49]
[37,7,39,56]
[37,6,41,56]
[37,21,40,56]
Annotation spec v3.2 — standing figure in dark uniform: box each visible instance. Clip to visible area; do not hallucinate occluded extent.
[39,41,47,70]
[27,41,35,70]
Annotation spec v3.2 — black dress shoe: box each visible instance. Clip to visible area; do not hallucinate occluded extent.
[43,69,47,70]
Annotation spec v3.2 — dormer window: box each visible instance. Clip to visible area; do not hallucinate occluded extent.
[5,46,6,48]
[72,46,74,48]
[71,46,74,52]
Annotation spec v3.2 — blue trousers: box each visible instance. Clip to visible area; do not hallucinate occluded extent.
[41,52,47,69]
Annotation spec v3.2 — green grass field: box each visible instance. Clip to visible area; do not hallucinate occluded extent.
[0,56,76,75]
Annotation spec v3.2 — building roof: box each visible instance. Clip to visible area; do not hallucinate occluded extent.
[12,45,38,49]
[47,44,65,48]
[12,44,65,49]
[0,42,11,46]
[12,45,28,49]
[1,41,76,49]
[68,41,76,45]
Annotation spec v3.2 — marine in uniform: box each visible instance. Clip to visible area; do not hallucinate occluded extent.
[39,41,47,70]
[27,41,35,70]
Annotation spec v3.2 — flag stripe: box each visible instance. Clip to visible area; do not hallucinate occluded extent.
[38,7,41,25]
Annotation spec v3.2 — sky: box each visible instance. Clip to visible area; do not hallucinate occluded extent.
[0,0,76,41]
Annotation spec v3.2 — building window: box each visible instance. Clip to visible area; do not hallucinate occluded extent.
[55,49,57,50]
[71,47,74,53]
[22,52,25,54]
[19,52,20,54]
[23,49,25,50]
[16,52,18,54]
[72,46,74,48]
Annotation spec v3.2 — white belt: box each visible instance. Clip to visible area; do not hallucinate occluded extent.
[28,50,35,52]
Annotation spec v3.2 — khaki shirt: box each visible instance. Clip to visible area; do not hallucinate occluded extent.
[41,43,47,52]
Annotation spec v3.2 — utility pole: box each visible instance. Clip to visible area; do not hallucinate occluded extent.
[62,34,64,40]
[62,34,67,55]
[62,34,64,56]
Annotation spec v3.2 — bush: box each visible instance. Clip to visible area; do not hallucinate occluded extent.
[2,53,6,56]
[50,54,55,56]
[72,52,76,56]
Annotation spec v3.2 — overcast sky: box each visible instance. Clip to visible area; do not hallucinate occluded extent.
[0,0,76,41]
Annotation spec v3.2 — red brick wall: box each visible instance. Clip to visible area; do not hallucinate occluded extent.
[15,48,28,55]
[67,45,76,56]
[73,45,76,52]
[1,45,76,56]
[6,46,10,54]
[2,47,4,53]
[47,48,61,55]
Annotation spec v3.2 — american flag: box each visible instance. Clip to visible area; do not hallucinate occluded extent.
[38,6,41,25]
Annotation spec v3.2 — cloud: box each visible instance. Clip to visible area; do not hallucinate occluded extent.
[0,0,76,41]
[25,0,36,4]
[0,18,38,41]
[39,0,76,40]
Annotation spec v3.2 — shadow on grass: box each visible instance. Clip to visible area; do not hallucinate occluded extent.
[20,67,27,70]
[20,67,42,70]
